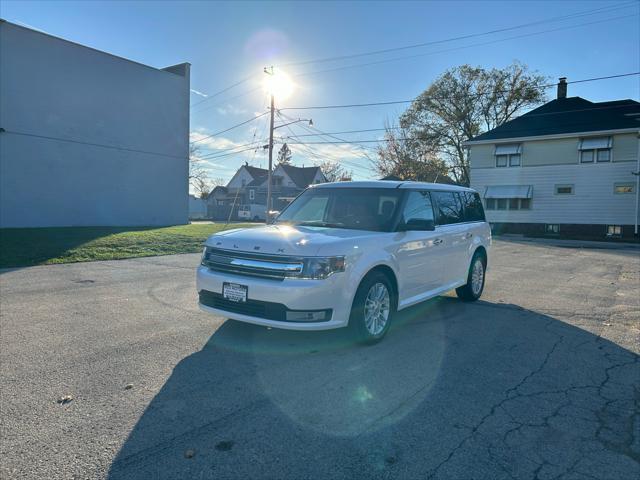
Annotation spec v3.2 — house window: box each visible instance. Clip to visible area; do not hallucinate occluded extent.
[555,184,574,195]
[579,137,612,163]
[607,225,622,237]
[217,200,224,206]
[614,183,635,194]
[241,179,246,187]
[485,198,530,211]
[545,224,560,234]
[249,189,255,200]
[495,144,522,168]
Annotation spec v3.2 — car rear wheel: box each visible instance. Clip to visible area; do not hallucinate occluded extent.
[349,272,396,344]
[456,252,486,302]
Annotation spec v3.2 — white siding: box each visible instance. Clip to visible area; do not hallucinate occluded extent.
[0,22,190,227]
[471,162,638,225]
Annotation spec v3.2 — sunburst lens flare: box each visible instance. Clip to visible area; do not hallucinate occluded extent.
[263,69,294,100]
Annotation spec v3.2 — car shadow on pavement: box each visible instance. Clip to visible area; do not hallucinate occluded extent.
[108,297,640,480]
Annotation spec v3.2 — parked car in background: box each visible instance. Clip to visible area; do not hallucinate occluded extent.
[237,204,266,221]
[197,181,491,343]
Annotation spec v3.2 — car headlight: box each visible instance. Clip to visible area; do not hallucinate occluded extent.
[201,246,208,264]
[300,256,345,279]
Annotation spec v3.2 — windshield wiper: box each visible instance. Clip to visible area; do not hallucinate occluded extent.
[295,220,345,228]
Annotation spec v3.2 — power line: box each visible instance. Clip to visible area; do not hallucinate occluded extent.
[190,74,256,108]
[282,127,393,138]
[279,112,378,154]
[191,86,263,116]
[280,2,636,68]
[198,144,262,160]
[281,72,640,111]
[191,111,269,144]
[292,13,638,78]
[2,129,186,159]
[275,114,373,174]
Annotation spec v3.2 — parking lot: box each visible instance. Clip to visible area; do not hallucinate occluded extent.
[1,239,638,479]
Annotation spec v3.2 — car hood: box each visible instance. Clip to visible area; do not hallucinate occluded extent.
[205,224,382,256]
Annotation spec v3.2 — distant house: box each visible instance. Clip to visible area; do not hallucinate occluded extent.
[0,20,190,227]
[466,78,639,240]
[206,163,326,220]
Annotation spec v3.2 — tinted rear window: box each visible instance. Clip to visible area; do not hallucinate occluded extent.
[461,192,486,222]
[431,191,463,225]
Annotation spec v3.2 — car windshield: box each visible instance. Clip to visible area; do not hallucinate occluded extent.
[275,187,403,232]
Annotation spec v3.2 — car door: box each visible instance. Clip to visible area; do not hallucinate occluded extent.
[431,191,469,286]
[393,190,443,305]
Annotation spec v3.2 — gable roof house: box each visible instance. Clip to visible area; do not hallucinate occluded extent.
[205,163,326,220]
[465,78,640,241]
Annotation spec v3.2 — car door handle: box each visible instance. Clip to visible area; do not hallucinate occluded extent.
[433,238,443,245]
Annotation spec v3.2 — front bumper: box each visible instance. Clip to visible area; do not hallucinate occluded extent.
[196,265,353,330]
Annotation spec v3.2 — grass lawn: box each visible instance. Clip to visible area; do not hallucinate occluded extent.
[0,223,255,268]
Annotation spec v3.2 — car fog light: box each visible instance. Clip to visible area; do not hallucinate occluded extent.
[286,311,326,321]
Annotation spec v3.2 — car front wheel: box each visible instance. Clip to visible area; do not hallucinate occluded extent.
[349,272,396,344]
[456,253,486,302]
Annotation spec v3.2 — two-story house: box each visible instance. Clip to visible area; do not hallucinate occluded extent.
[466,78,639,240]
[206,162,326,220]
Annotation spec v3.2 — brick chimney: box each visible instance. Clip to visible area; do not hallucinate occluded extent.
[557,77,567,99]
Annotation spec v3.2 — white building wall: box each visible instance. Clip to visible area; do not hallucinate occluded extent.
[471,161,638,225]
[0,21,190,227]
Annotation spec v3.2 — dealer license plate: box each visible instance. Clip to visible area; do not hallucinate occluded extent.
[223,282,247,303]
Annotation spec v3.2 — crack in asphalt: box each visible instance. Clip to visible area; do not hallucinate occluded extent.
[425,323,640,479]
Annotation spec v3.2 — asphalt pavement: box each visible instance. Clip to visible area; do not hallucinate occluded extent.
[1,239,638,479]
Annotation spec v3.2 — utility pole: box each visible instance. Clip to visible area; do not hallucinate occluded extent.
[265,66,275,221]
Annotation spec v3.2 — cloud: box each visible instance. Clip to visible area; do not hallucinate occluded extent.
[216,104,248,116]
[190,89,209,98]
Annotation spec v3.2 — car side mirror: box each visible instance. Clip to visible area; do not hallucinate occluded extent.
[402,218,435,231]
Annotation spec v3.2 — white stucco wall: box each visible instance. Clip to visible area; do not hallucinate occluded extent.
[0,21,190,227]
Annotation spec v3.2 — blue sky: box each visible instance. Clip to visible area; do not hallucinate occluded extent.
[2,0,639,181]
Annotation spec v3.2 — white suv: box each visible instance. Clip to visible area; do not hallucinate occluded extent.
[197,181,491,343]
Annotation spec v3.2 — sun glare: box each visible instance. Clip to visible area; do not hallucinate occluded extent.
[263,69,294,100]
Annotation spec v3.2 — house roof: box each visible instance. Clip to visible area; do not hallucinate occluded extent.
[247,175,268,187]
[279,164,324,189]
[468,97,640,143]
[244,165,268,179]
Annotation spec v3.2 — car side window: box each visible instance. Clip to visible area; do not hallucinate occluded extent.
[401,191,434,223]
[431,191,463,225]
[462,192,486,222]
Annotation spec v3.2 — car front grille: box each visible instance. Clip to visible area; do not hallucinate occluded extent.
[198,290,331,322]
[201,247,304,280]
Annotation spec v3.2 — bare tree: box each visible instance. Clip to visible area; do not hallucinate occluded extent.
[374,122,450,182]
[189,143,212,198]
[379,62,547,185]
[319,160,352,182]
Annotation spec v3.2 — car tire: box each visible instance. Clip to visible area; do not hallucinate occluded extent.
[349,272,396,344]
[456,252,486,302]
